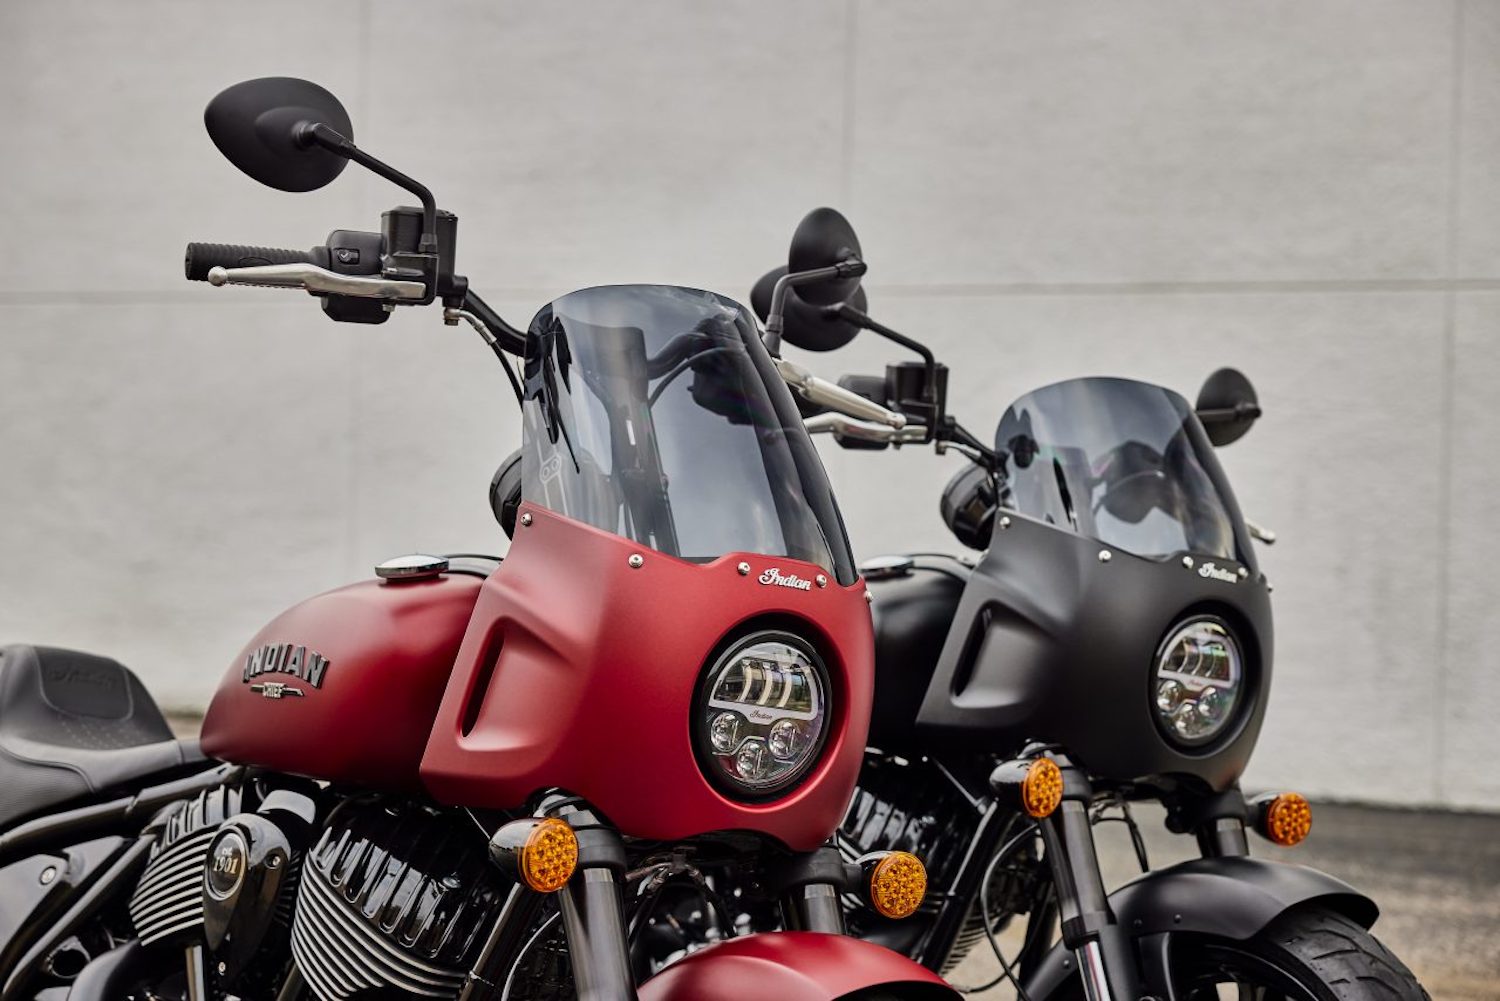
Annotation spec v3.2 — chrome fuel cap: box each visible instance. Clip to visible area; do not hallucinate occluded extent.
[375,554,449,581]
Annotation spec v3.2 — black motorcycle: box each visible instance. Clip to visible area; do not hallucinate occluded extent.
[738,209,1430,1001]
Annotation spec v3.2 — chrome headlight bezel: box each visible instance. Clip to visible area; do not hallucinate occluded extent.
[692,629,833,801]
[1151,615,1247,750]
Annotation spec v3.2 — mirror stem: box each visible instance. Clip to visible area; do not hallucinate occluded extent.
[298,122,439,254]
[764,258,867,355]
[826,304,937,405]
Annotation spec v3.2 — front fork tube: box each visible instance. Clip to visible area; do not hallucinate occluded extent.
[774,844,853,935]
[549,814,639,1001]
[1197,816,1250,858]
[1171,784,1252,859]
[1038,774,1141,1001]
[559,865,637,1001]
[781,881,845,934]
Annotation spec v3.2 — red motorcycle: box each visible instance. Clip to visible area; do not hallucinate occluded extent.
[0,78,952,1001]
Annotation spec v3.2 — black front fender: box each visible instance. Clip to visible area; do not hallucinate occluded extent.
[1022,857,1377,999]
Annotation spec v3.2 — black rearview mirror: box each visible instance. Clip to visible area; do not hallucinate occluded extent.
[1195,367,1261,447]
[204,77,354,192]
[754,207,866,352]
[788,207,863,305]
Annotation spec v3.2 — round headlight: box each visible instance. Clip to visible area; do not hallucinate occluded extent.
[1152,617,1244,747]
[695,632,830,797]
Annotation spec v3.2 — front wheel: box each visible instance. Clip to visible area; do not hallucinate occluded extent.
[1170,906,1428,1001]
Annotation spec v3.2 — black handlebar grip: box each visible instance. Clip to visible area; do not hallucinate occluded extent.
[184,243,316,282]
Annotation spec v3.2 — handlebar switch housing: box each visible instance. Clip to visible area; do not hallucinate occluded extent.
[319,229,389,324]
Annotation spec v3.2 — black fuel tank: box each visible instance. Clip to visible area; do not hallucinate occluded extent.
[865,556,969,750]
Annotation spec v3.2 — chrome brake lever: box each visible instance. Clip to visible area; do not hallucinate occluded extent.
[1245,519,1277,545]
[775,358,906,429]
[206,263,426,301]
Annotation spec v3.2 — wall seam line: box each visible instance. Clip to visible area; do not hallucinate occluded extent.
[1433,0,1466,805]
[839,0,859,212]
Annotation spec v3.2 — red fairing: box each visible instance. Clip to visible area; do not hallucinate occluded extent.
[638,932,957,1000]
[201,575,481,792]
[420,505,874,851]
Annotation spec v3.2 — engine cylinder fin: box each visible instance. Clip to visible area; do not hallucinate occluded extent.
[298,874,463,989]
[127,785,244,946]
[288,799,507,1001]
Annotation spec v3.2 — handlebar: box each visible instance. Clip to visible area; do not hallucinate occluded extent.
[185,238,427,302]
[184,243,315,282]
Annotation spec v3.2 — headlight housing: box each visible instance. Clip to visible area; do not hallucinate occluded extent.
[694,631,830,798]
[1152,616,1244,747]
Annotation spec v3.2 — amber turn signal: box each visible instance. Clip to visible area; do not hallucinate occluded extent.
[1021,759,1064,819]
[860,851,927,919]
[1252,792,1312,847]
[488,816,579,892]
[989,756,1064,819]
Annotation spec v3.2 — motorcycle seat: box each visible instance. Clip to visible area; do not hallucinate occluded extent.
[0,644,206,830]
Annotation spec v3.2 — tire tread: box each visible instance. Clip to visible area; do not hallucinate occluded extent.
[1261,908,1430,1001]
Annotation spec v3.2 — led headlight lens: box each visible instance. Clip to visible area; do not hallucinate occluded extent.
[1153,617,1244,747]
[696,633,829,796]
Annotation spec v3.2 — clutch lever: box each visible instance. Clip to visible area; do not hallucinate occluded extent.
[206,263,426,301]
[775,357,906,429]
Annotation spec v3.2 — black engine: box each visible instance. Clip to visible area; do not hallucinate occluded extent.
[839,753,1040,973]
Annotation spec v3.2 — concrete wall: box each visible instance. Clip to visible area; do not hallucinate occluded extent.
[1,1,1495,809]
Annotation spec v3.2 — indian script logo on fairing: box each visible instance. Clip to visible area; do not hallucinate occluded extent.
[758,568,813,592]
[1197,562,1240,584]
[241,643,330,699]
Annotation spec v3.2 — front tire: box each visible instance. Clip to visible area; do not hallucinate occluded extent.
[1173,906,1429,1001]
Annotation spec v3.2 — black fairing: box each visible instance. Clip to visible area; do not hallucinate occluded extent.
[910,514,1272,790]
[866,558,970,750]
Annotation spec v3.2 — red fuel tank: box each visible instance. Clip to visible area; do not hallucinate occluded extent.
[200,572,481,792]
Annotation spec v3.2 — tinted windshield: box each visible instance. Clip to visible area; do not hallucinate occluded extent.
[520,285,856,583]
[996,377,1252,566]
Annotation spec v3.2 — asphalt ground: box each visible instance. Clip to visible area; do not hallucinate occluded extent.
[949,801,1500,1000]
[166,717,1496,999]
